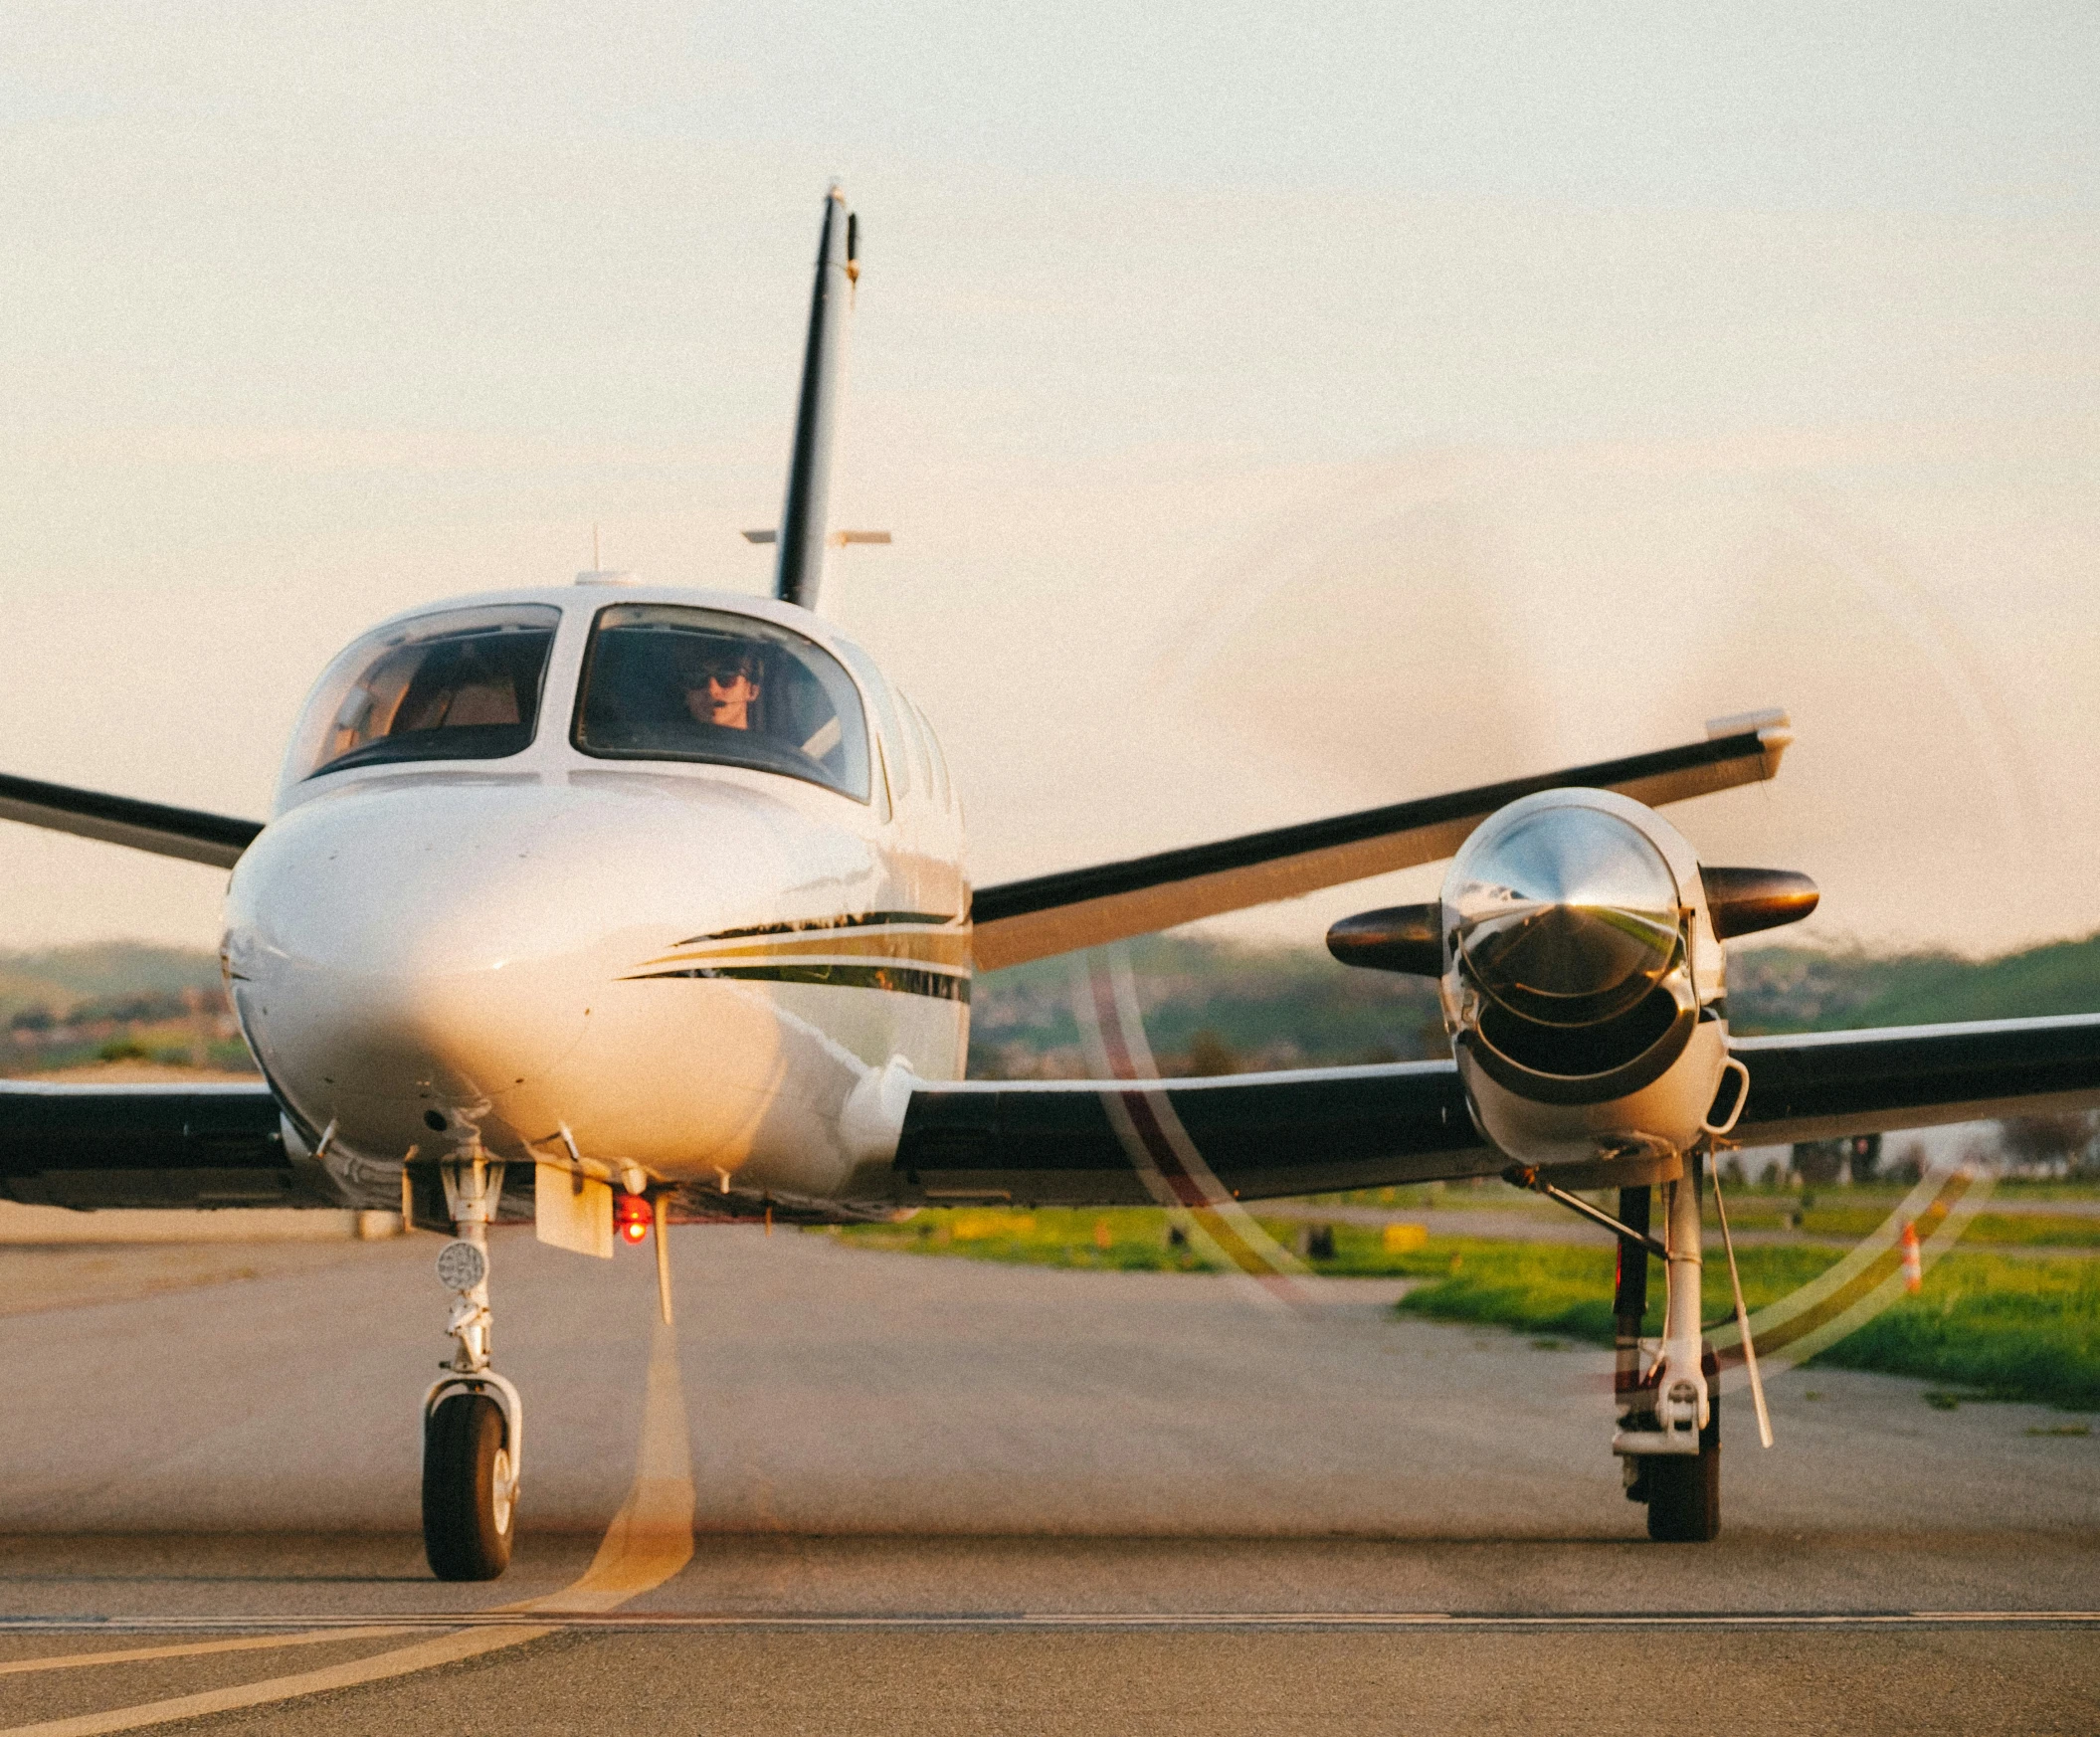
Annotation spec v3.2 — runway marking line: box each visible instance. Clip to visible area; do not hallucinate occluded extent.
[4,1611,2096,1638]
[0,1628,424,1678]
[0,1318,695,1737]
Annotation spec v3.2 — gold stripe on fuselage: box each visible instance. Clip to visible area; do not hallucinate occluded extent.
[641,928,974,971]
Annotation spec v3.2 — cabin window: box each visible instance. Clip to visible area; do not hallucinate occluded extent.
[293,605,561,780]
[571,604,871,803]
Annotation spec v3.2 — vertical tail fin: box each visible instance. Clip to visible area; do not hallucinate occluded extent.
[773,186,857,612]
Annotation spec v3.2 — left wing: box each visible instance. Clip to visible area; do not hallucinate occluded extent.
[0,1081,334,1210]
[894,1014,2100,1206]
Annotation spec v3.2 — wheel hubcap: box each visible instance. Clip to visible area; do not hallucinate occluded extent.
[490,1448,515,1534]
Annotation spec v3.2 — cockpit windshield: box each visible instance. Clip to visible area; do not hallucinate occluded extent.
[571,604,871,803]
[293,605,561,781]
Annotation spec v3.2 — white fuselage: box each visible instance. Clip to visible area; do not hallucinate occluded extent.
[223,585,969,1213]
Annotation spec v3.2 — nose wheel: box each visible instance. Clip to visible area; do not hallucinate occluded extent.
[423,1384,519,1579]
[421,1155,524,1581]
[1641,1351,1721,1542]
[1613,1166,1723,1543]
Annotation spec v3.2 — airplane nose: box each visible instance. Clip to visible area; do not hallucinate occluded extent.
[225,785,605,1108]
[1447,804,1682,1027]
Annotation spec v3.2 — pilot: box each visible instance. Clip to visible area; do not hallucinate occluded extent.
[681,644,763,732]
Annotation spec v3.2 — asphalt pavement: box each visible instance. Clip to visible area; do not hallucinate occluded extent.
[0,1225,2094,1734]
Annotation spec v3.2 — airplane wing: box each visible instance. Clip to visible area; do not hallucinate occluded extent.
[0,770,262,868]
[892,1013,2100,1206]
[12,1016,2095,1215]
[0,1080,336,1210]
[969,714,1792,971]
[1729,1015,2100,1145]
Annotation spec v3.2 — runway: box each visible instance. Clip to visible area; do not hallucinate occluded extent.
[1,1227,2095,1733]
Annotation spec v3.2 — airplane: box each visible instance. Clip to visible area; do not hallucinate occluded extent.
[4,186,2098,1578]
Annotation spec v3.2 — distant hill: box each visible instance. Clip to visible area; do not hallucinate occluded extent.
[970,934,1447,1077]
[973,928,2100,1076]
[1728,935,2100,1032]
[0,943,225,1022]
[9,930,2100,1083]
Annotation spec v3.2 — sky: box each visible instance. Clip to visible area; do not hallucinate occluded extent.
[2,3,2097,958]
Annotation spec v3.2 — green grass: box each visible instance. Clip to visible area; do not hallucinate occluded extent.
[1381,1236,1836,1341]
[827,1207,1216,1273]
[1809,1254,2100,1408]
[827,1209,2100,1411]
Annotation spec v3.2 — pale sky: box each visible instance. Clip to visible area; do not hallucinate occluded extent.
[2,4,2097,958]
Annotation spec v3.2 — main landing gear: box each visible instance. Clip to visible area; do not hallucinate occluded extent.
[1613,1155,1721,1543]
[422,1155,522,1581]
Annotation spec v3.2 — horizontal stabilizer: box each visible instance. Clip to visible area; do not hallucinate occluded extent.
[0,770,263,868]
[745,528,888,546]
[970,716,1793,971]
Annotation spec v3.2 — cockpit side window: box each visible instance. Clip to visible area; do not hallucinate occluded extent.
[291,605,561,782]
[571,604,871,803]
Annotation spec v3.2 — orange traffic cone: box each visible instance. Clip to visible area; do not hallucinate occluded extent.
[1900,1221,1923,1293]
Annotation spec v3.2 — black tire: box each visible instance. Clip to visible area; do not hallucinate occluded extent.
[1644,1442,1719,1541]
[423,1392,515,1581]
[1645,1346,1721,1543]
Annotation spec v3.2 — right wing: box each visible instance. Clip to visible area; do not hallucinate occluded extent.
[0,770,262,868]
[970,713,1792,970]
[895,1061,1494,1205]
[1731,1014,2100,1145]
[892,1013,2100,1207]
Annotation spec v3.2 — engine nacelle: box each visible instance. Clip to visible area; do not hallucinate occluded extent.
[1327,788,1815,1188]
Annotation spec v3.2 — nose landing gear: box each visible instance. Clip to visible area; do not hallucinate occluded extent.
[1612,1158,1722,1543]
[422,1155,522,1581]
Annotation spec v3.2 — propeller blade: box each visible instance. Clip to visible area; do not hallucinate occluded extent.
[1708,1157,1773,1448]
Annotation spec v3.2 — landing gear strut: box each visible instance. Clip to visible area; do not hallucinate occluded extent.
[1613,1155,1721,1542]
[422,1155,521,1581]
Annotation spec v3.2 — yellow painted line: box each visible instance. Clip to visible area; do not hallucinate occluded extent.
[0,1627,556,1737]
[0,1317,694,1735]
[505,1317,695,1616]
[0,1628,417,1677]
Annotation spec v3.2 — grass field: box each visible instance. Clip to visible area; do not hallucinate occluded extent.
[827,1208,2100,1410]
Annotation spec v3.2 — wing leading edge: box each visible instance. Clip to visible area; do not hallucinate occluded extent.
[894,1014,2100,1206]
[969,714,1792,971]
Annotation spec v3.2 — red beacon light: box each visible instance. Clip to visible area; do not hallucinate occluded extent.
[615,1192,652,1244]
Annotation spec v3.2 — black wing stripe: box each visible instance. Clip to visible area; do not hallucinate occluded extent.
[0,771,264,869]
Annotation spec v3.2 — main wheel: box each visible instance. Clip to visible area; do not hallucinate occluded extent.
[424,1392,516,1580]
